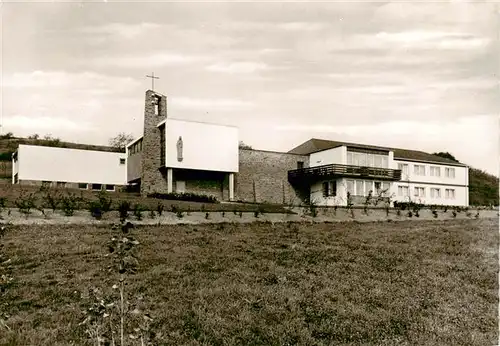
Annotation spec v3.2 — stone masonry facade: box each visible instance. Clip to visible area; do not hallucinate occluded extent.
[235,149,309,205]
[140,90,168,196]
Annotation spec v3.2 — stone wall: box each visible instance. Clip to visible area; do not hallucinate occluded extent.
[235,149,309,205]
[140,90,168,196]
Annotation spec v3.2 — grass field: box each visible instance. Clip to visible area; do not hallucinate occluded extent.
[0,218,498,345]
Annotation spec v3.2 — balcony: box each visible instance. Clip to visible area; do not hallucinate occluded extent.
[288,164,402,185]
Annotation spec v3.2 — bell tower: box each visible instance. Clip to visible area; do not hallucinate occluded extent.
[140,90,168,196]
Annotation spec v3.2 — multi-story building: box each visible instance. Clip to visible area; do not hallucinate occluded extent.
[287,139,469,206]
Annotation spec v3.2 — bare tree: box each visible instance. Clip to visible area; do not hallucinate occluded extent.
[109,133,135,150]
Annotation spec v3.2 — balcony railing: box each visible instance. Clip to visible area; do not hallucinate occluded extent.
[288,164,402,184]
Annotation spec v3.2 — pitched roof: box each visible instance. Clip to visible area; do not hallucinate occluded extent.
[288,138,466,166]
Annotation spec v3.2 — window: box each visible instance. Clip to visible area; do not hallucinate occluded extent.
[13,173,18,184]
[120,158,126,165]
[414,165,426,176]
[346,180,354,195]
[347,152,353,165]
[322,181,337,197]
[153,96,160,115]
[381,156,388,168]
[445,189,455,199]
[414,187,425,197]
[445,167,455,179]
[159,125,165,166]
[56,182,66,188]
[367,154,374,167]
[356,180,364,196]
[398,163,409,176]
[374,155,382,168]
[105,185,115,191]
[382,182,390,196]
[430,166,441,177]
[430,188,441,198]
[398,185,409,197]
[364,181,372,196]
[91,184,102,191]
[78,183,88,190]
[297,161,304,169]
[374,182,381,193]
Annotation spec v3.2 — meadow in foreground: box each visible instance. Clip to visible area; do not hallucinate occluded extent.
[0,218,498,345]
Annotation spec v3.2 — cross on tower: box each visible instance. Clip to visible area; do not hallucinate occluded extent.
[146,72,160,91]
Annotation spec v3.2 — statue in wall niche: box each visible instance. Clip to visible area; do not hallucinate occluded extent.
[177,136,183,162]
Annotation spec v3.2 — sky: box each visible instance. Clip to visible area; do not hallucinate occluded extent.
[1,0,499,175]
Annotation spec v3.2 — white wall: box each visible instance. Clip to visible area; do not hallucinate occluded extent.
[16,145,127,185]
[393,181,468,206]
[165,119,239,172]
[309,146,345,167]
[394,159,468,185]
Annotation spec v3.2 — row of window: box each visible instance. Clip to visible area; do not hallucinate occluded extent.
[128,140,143,156]
[40,181,116,191]
[345,179,391,197]
[398,163,456,178]
[347,152,389,169]
[397,185,456,199]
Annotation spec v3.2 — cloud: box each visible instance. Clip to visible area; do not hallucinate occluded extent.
[374,30,491,50]
[79,22,163,39]
[277,21,329,31]
[92,52,210,68]
[4,115,92,132]
[206,61,269,74]
[171,97,255,111]
[3,70,140,94]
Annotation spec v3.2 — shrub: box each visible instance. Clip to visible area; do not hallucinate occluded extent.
[176,210,184,219]
[364,191,373,215]
[97,191,112,213]
[88,201,103,220]
[42,188,61,212]
[60,193,79,216]
[15,192,37,217]
[118,201,131,222]
[432,210,438,218]
[133,204,145,221]
[149,210,155,219]
[156,202,164,216]
[147,192,218,204]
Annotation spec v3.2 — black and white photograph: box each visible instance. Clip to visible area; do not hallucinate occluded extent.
[0,1,498,345]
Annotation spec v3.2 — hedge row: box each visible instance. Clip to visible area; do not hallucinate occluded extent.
[147,192,218,204]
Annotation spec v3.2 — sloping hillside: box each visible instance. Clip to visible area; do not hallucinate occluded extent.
[469,168,499,206]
